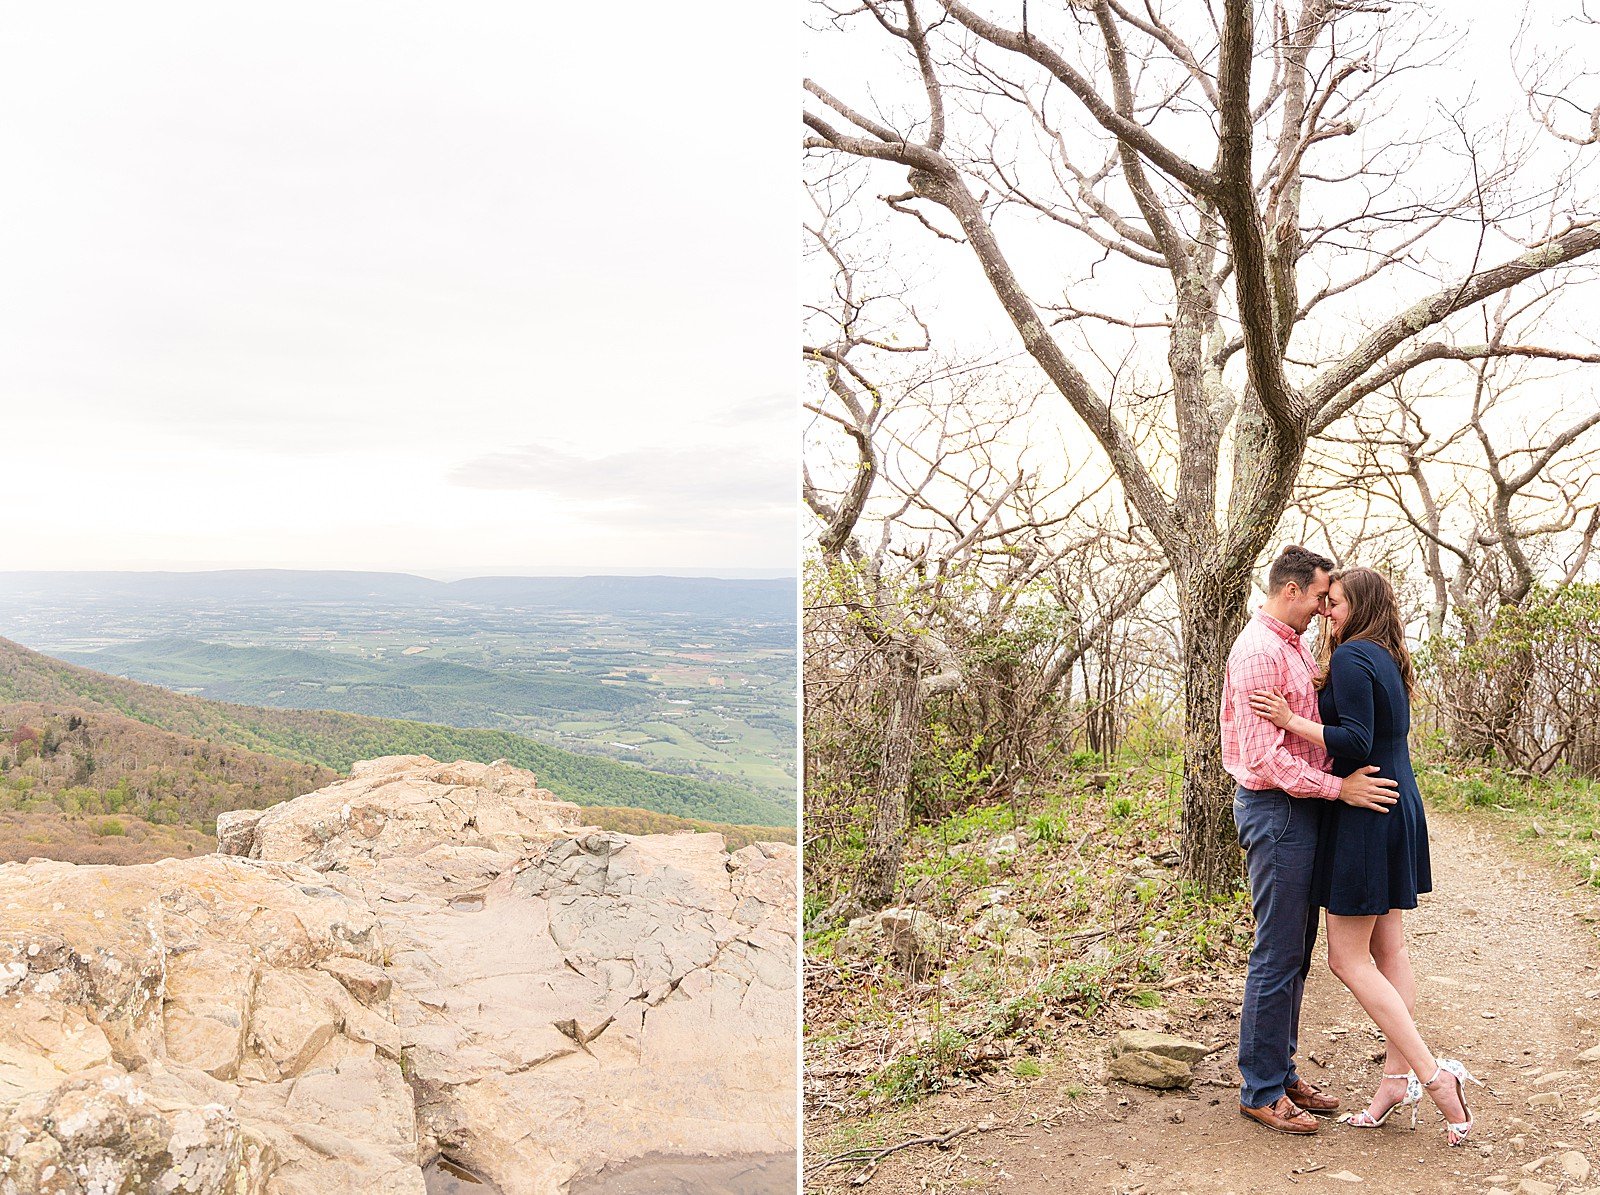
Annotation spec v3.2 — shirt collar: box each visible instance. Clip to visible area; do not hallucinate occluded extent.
[1255,609,1302,644]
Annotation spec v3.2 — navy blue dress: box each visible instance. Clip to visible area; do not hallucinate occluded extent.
[1309,639,1432,916]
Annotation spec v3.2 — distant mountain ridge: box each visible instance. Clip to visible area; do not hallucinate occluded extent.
[0,570,797,618]
[0,637,795,827]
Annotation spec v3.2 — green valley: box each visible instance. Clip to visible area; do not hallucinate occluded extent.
[0,570,795,800]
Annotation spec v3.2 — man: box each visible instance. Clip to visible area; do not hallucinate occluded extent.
[1222,545,1399,1134]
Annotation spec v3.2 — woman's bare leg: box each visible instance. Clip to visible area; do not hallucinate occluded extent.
[1326,913,1465,1124]
[1359,910,1416,1117]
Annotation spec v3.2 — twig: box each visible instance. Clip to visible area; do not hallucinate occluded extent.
[804,1124,972,1178]
[1062,925,1110,943]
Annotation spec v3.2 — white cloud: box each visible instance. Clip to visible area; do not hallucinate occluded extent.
[451,440,794,531]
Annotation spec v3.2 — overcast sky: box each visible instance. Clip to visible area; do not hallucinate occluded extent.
[0,3,793,577]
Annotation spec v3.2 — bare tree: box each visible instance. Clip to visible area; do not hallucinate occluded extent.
[1312,292,1600,638]
[954,512,1168,783]
[804,206,1164,910]
[1302,304,1600,766]
[803,0,1600,891]
[1519,4,1600,148]
[803,212,1020,911]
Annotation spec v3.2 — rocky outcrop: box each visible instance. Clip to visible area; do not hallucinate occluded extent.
[0,756,797,1194]
[215,755,583,870]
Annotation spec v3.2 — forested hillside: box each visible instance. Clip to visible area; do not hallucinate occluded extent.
[0,638,794,827]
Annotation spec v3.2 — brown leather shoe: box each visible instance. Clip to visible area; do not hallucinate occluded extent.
[1239,1095,1319,1134]
[1285,1077,1341,1114]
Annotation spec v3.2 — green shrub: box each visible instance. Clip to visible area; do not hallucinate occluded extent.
[1039,961,1111,1018]
[1121,694,1182,761]
[866,1028,971,1105]
[1029,811,1067,845]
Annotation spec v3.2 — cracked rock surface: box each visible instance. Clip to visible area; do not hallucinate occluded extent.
[0,756,797,1194]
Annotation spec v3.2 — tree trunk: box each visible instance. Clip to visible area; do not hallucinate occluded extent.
[1178,566,1253,894]
[852,647,923,910]
[1484,605,1537,769]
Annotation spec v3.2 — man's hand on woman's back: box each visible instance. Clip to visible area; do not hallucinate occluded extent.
[1338,765,1398,812]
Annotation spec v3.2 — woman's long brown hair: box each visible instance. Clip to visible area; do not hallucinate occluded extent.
[1313,567,1417,697]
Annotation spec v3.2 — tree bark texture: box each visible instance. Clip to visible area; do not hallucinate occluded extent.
[852,648,923,910]
[1178,565,1253,893]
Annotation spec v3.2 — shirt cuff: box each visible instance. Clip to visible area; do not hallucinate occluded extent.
[1310,771,1341,801]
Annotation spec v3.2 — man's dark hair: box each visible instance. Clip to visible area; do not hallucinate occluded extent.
[1266,544,1336,594]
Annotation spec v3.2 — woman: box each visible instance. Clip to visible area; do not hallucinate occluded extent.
[1250,567,1479,1145]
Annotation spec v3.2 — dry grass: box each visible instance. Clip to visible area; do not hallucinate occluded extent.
[0,807,212,865]
[0,795,793,870]
[581,804,796,849]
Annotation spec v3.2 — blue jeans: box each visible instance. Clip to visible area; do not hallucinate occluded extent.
[1233,785,1322,1108]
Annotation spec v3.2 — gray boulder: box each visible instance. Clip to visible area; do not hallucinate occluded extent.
[1111,1029,1217,1064]
[1107,1049,1193,1090]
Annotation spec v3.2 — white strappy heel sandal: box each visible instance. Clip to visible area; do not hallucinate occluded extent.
[1341,1071,1417,1128]
[1422,1059,1481,1146]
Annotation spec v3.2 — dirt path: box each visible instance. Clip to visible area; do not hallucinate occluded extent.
[806,809,1600,1193]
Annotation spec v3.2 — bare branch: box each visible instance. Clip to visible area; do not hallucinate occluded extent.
[1307,222,1600,418]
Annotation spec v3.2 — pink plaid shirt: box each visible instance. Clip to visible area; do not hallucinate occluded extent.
[1221,610,1340,800]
